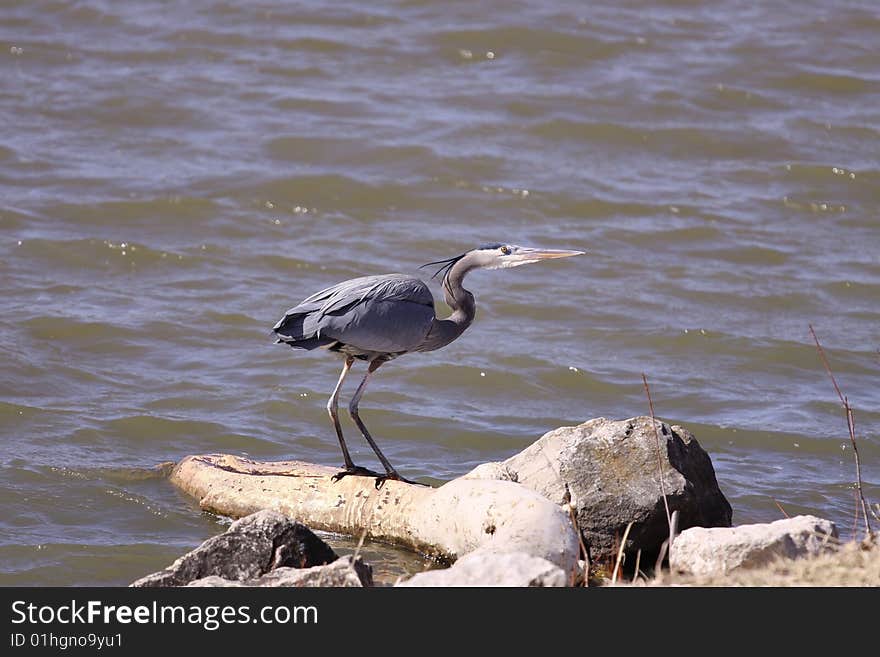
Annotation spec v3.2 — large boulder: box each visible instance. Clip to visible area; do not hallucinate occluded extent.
[466,416,732,565]
[187,555,372,587]
[397,552,567,587]
[131,510,339,587]
[669,515,839,577]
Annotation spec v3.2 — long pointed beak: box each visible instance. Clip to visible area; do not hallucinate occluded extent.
[518,248,586,260]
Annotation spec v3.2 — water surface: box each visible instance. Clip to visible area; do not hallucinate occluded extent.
[2,0,878,585]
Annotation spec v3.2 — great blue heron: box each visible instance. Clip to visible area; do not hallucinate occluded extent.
[273,243,584,487]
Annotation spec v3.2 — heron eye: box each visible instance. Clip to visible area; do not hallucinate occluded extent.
[500,245,511,255]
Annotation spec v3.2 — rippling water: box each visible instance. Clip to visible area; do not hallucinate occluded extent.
[2,0,878,586]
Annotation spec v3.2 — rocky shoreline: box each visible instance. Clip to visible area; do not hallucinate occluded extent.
[134,416,876,587]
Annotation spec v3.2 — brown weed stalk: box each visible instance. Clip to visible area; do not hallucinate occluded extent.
[773,499,791,518]
[567,499,590,587]
[808,324,873,540]
[642,374,673,541]
[611,522,634,585]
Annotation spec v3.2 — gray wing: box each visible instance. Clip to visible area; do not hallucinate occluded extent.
[273,274,436,354]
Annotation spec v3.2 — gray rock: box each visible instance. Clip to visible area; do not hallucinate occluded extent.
[669,515,839,576]
[466,416,732,564]
[397,552,567,587]
[187,555,372,587]
[131,509,338,587]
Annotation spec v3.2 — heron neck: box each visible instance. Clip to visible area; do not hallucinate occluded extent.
[443,256,476,319]
[419,257,476,352]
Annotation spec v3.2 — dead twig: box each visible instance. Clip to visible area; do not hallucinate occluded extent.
[774,499,791,518]
[611,521,634,585]
[652,510,680,576]
[642,374,673,543]
[808,324,873,540]
[352,526,368,562]
[566,498,590,586]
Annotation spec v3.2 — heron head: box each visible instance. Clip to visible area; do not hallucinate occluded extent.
[421,243,585,280]
[472,243,586,270]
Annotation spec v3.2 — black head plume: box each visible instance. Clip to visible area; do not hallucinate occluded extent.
[419,252,466,281]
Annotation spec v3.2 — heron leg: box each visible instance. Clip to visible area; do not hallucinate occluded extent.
[347,360,426,489]
[328,357,383,481]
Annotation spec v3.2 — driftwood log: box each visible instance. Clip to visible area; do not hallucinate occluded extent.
[170,454,580,580]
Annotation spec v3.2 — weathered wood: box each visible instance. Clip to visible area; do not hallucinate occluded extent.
[170,454,579,576]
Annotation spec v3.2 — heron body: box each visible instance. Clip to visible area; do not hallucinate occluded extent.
[272,243,583,487]
[273,274,448,361]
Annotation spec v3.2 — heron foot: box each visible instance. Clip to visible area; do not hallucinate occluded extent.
[331,465,384,482]
[374,472,429,490]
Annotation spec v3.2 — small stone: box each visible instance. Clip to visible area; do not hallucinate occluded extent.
[130,510,339,587]
[669,515,839,576]
[397,552,566,587]
[187,555,372,587]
